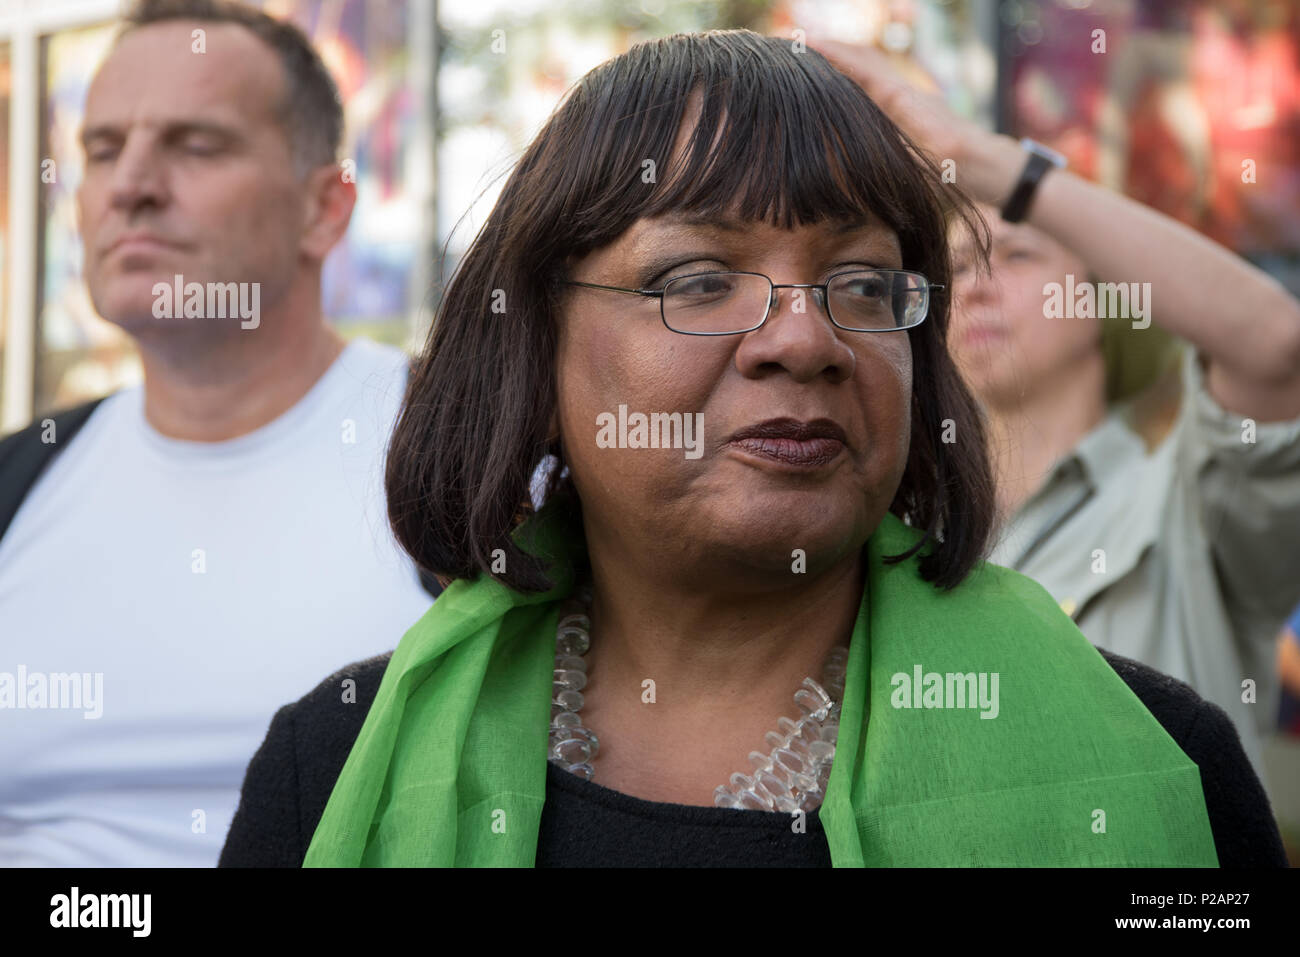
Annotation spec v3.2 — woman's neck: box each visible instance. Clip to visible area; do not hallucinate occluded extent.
[572,530,864,804]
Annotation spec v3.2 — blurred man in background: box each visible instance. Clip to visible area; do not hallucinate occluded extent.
[0,0,434,866]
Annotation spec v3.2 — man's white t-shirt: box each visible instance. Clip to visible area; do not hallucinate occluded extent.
[0,338,434,866]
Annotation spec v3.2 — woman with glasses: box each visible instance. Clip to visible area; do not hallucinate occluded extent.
[220,31,1260,867]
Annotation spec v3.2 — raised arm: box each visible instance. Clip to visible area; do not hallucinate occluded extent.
[810,38,1300,422]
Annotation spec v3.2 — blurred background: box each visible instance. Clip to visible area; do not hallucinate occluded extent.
[1,0,1298,850]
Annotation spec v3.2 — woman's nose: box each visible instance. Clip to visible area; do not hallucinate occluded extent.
[736,284,854,384]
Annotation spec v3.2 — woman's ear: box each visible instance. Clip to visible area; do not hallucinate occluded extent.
[546,409,560,444]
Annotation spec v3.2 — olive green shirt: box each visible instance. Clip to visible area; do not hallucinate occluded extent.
[989,347,1300,784]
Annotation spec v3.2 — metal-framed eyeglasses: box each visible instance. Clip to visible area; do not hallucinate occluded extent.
[561,269,941,335]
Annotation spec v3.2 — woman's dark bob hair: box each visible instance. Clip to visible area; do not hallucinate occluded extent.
[388,29,995,593]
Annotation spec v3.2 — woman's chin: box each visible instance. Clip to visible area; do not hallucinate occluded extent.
[693,503,867,575]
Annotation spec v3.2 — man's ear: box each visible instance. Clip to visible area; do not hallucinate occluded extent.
[300,163,356,261]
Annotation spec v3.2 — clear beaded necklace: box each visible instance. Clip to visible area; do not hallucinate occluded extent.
[547,587,849,813]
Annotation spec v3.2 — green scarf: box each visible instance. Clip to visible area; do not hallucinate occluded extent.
[305,505,1218,866]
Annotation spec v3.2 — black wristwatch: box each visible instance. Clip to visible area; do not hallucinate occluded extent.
[1001,138,1067,223]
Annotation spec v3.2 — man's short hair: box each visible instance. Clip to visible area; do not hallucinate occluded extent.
[119,0,343,176]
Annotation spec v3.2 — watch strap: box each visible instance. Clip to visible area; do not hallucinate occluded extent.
[1001,139,1065,223]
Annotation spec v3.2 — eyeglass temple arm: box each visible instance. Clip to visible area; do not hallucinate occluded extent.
[562,280,664,298]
